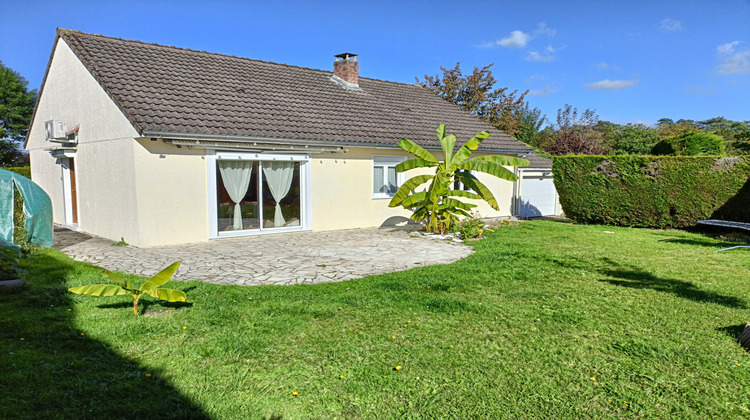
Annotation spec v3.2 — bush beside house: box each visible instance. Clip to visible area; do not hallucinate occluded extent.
[3,166,31,178]
[553,156,750,228]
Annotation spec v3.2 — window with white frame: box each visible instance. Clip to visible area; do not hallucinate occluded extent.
[206,150,312,238]
[453,169,476,192]
[372,156,404,198]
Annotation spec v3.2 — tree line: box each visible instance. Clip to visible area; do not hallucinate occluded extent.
[0,61,36,166]
[418,63,750,157]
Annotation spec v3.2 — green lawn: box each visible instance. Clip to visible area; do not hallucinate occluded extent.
[2,221,749,419]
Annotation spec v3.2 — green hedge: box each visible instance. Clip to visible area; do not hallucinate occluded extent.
[3,166,31,179]
[552,156,750,228]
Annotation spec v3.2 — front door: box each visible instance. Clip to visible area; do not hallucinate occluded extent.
[62,158,78,225]
[69,158,78,223]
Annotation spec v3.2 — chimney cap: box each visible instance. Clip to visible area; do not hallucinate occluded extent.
[335,52,358,61]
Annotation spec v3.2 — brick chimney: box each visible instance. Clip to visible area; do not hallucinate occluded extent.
[333,53,359,87]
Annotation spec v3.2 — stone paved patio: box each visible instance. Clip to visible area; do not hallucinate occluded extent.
[53,227,473,286]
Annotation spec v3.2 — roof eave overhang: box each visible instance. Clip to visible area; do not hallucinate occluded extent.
[140,130,531,154]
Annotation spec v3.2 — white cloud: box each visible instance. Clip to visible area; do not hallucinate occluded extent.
[595,62,609,70]
[716,41,750,74]
[684,85,716,95]
[533,23,556,37]
[498,30,530,48]
[584,79,639,90]
[717,41,739,55]
[528,85,559,96]
[525,45,557,62]
[526,75,546,83]
[659,18,683,32]
[482,22,555,49]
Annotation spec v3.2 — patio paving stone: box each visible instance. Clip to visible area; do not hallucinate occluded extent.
[53,227,474,286]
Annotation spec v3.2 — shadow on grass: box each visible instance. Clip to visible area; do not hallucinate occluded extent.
[0,249,209,419]
[97,300,194,312]
[717,323,748,340]
[658,238,728,248]
[600,265,746,309]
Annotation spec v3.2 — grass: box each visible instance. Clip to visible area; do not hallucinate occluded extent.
[1,220,749,419]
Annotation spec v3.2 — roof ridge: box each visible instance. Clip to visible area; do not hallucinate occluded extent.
[55,28,424,87]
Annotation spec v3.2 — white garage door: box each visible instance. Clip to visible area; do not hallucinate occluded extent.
[519,175,557,217]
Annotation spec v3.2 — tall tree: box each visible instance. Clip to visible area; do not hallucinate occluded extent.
[545,105,606,155]
[417,63,530,138]
[656,118,699,138]
[611,123,660,155]
[0,61,37,166]
[515,103,548,148]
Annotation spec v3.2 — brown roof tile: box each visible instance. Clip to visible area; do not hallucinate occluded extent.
[57,29,532,152]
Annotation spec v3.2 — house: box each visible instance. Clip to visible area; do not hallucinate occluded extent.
[25,29,560,247]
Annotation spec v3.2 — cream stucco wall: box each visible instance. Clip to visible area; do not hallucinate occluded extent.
[311,148,414,231]
[27,39,142,244]
[310,148,517,231]
[132,139,209,246]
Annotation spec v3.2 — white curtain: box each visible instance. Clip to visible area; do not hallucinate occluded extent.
[262,161,294,227]
[218,160,253,230]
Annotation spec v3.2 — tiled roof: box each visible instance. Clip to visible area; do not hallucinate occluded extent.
[522,152,553,169]
[56,29,531,152]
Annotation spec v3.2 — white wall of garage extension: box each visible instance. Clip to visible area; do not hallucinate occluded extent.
[514,169,562,218]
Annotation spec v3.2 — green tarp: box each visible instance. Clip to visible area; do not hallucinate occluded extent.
[0,168,53,249]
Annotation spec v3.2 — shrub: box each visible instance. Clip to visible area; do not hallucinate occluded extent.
[651,132,725,156]
[553,156,750,228]
[3,166,31,178]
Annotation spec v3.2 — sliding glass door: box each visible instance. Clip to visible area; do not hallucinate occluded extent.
[209,152,310,237]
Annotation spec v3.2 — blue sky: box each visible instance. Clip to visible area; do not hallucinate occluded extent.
[1,0,748,127]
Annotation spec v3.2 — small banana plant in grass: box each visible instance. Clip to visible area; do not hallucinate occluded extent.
[69,262,187,316]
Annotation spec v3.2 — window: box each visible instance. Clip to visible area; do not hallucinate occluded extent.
[207,151,311,238]
[453,170,475,192]
[373,156,404,198]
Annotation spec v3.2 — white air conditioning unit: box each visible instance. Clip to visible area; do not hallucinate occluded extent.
[45,120,68,142]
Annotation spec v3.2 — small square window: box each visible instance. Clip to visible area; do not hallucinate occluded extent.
[373,156,404,198]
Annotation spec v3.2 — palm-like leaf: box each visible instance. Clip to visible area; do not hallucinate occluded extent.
[401,191,428,208]
[458,159,519,182]
[445,189,482,200]
[440,131,457,167]
[397,138,438,163]
[469,155,530,167]
[69,284,130,297]
[442,197,476,211]
[458,175,499,210]
[396,158,437,172]
[411,206,429,221]
[389,175,434,206]
[450,131,491,169]
[103,270,133,290]
[141,262,181,298]
[155,288,187,302]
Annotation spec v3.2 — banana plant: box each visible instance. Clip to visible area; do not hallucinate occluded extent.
[389,124,529,233]
[69,262,187,316]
